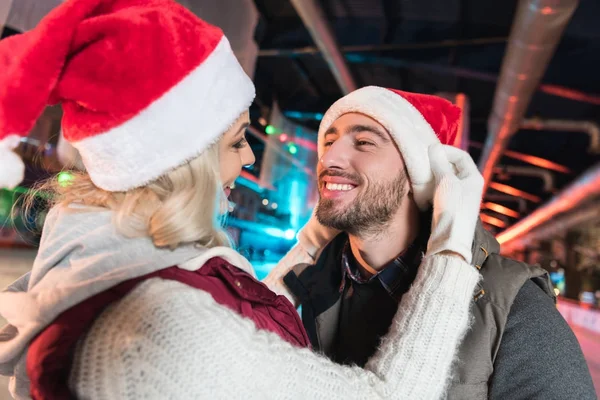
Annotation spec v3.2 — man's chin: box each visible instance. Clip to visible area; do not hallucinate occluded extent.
[316,207,349,230]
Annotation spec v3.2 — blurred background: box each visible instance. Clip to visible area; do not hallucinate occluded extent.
[1,0,600,397]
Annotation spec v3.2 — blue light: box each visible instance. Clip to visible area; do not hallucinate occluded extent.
[262,227,297,241]
[284,111,303,119]
[235,174,265,194]
[264,227,285,238]
[283,111,325,121]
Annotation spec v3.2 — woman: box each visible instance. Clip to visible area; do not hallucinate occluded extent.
[0,0,482,399]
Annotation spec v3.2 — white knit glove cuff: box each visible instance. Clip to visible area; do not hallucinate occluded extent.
[426,145,484,264]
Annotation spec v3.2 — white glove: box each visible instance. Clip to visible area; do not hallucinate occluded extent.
[426,144,484,264]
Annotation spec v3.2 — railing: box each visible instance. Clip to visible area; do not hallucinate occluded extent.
[557,297,600,335]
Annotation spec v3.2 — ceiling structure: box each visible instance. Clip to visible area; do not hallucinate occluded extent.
[250,0,600,246]
[2,0,600,252]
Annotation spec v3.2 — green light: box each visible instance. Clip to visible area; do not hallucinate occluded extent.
[288,144,298,155]
[57,171,74,187]
[265,125,276,135]
[0,190,12,219]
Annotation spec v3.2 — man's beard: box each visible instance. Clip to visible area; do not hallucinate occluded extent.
[316,170,408,237]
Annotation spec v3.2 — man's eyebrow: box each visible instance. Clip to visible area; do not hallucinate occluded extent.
[345,124,390,143]
[324,126,338,137]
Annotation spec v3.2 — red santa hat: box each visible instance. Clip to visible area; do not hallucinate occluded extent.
[318,86,461,210]
[0,0,255,191]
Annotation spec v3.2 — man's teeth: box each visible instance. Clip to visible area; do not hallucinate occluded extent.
[325,183,354,191]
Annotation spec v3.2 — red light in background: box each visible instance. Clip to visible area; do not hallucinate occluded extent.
[489,182,541,203]
[482,202,520,218]
[480,214,507,228]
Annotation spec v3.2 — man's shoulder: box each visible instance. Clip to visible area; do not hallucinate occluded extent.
[478,254,554,312]
[489,279,597,399]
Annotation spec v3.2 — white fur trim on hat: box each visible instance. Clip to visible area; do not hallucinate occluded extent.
[0,135,26,190]
[73,37,255,192]
[317,86,441,210]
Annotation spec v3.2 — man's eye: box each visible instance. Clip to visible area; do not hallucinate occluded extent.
[356,140,374,146]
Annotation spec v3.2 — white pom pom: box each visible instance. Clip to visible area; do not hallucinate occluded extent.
[0,135,25,190]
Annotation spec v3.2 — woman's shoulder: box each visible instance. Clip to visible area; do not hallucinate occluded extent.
[69,278,252,398]
[109,277,223,318]
[83,277,226,338]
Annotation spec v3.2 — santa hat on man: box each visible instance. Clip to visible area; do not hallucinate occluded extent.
[317,86,461,210]
[0,0,255,191]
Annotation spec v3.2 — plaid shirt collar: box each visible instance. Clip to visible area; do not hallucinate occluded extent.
[339,233,426,300]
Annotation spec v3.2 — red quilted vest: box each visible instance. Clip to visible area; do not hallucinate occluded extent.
[26,257,309,400]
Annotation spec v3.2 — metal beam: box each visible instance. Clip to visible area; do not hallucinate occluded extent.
[469,141,571,173]
[484,193,528,213]
[494,165,555,192]
[521,118,600,154]
[497,162,600,248]
[478,0,579,194]
[481,213,508,228]
[289,0,357,95]
[482,202,521,218]
[258,37,509,57]
[343,53,600,105]
[489,182,541,203]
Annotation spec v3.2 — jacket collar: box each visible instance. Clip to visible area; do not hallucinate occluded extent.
[471,219,500,269]
[286,217,497,306]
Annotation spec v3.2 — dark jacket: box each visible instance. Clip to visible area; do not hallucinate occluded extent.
[284,221,596,399]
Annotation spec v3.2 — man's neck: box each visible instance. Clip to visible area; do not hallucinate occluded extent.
[348,198,420,275]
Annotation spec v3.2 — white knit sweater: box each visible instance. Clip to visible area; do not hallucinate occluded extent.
[68,254,479,400]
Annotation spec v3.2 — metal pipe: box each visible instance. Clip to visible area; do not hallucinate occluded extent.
[258,37,508,57]
[482,202,521,218]
[538,84,600,105]
[489,182,541,203]
[343,54,600,106]
[501,203,600,252]
[494,165,555,192]
[497,163,600,248]
[478,0,579,194]
[454,94,470,151]
[289,0,357,95]
[521,118,600,153]
[470,141,571,173]
[481,214,508,228]
[0,0,14,34]
[484,194,528,213]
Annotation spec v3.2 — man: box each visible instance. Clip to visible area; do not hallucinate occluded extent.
[266,87,595,399]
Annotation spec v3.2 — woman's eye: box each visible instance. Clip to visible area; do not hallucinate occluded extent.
[233,138,248,149]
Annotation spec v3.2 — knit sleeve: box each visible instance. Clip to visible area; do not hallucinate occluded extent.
[70,255,479,400]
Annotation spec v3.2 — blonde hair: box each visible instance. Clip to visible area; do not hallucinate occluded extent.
[33,142,231,249]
